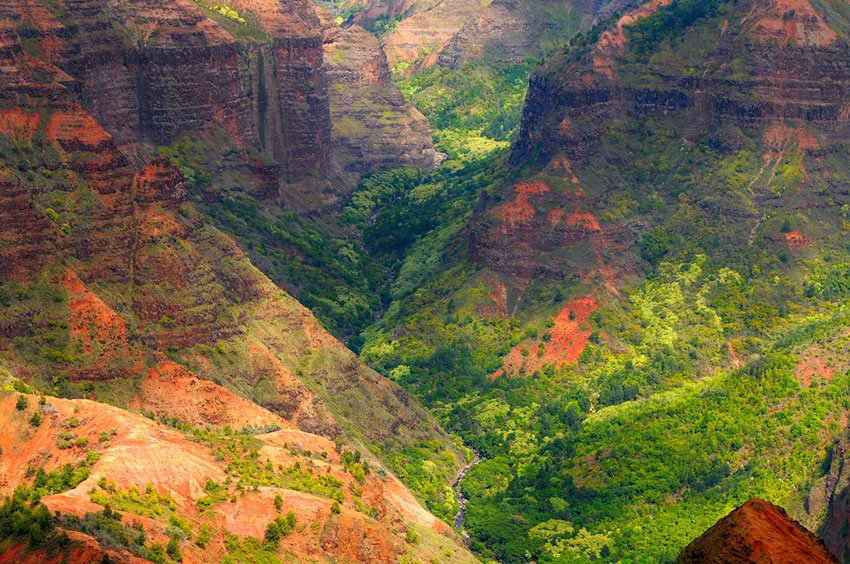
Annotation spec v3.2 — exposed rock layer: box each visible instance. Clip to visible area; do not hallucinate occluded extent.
[677,498,837,563]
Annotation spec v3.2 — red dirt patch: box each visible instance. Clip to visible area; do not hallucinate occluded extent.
[794,344,844,388]
[45,109,112,152]
[550,155,580,184]
[785,230,806,251]
[566,211,602,233]
[678,498,837,563]
[139,360,294,429]
[498,297,598,376]
[753,0,837,46]
[0,109,40,140]
[63,269,131,360]
[497,181,551,229]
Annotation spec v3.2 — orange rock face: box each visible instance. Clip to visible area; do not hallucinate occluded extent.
[677,498,838,563]
[497,297,597,377]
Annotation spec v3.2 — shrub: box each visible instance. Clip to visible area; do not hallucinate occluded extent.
[195,524,211,548]
[166,534,183,562]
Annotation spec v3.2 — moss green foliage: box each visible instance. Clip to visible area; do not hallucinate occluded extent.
[0,486,62,550]
[263,512,296,549]
[397,62,533,159]
[190,1,269,42]
[341,168,423,228]
[166,534,182,562]
[222,533,286,563]
[91,481,178,521]
[625,0,726,55]
[156,132,387,343]
[25,453,99,500]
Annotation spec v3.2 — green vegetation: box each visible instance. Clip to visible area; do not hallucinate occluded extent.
[0,486,64,551]
[59,506,179,563]
[91,481,178,520]
[24,453,100,501]
[222,533,287,564]
[189,427,346,502]
[157,131,387,343]
[263,512,296,549]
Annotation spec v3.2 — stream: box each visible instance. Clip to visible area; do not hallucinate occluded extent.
[452,453,482,537]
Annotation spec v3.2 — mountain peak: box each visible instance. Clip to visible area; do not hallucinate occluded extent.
[677,499,838,563]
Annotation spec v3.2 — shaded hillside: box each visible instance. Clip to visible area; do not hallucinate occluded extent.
[0,0,467,530]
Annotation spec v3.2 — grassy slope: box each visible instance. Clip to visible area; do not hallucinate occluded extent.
[354,1,850,562]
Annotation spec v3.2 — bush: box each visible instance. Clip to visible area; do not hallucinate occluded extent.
[166,534,183,562]
[195,524,212,548]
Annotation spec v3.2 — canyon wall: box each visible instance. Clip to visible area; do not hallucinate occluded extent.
[469,0,850,282]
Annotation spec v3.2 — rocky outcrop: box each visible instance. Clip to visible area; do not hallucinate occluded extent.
[436,0,631,69]
[7,0,331,206]
[380,0,483,70]
[469,0,850,282]
[318,10,436,195]
[512,0,850,165]
[0,2,465,489]
[677,499,837,563]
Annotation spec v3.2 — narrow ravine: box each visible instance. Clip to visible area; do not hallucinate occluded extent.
[452,454,482,537]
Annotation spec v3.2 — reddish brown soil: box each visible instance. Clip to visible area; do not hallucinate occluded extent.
[499,297,597,376]
[0,392,468,563]
[785,231,806,251]
[0,109,40,140]
[137,360,293,429]
[753,0,837,46]
[498,181,551,230]
[794,344,844,388]
[677,498,838,563]
[63,269,131,361]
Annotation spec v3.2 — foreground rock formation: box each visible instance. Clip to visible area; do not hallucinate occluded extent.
[677,499,837,563]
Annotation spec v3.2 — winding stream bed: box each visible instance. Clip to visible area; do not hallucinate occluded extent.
[452,454,482,537]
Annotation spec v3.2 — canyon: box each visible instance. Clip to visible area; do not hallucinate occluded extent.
[6,0,850,561]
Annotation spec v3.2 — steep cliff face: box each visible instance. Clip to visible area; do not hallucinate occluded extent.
[318,10,436,192]
[0,3,468,542]
[436,0,631,69]
[469,0,850,282]
[677,499,837,563]
[805,431,850,562]
[9,0,330,205]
